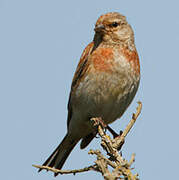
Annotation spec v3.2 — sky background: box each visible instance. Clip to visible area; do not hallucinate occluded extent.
[0,0,179,179]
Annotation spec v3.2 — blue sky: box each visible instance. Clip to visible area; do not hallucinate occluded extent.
[0,0,179,179]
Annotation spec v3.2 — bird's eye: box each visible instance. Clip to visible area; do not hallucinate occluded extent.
[111,22,119,27]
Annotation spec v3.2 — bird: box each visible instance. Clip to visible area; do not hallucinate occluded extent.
[38,12,140,176]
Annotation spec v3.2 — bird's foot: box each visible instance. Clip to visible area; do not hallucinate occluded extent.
[91,117,107,129]
[107,126,124,151]
[106,126,122,138]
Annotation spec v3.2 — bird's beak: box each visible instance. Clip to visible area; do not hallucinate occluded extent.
[94,24,105,33]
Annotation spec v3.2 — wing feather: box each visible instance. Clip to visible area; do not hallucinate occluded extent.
[67,42,94,127]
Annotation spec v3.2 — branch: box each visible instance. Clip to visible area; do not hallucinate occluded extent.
[112,101,142,149]
[32,164,97,175]
[33,102,142,179]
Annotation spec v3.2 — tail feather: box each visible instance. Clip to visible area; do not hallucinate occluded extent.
[38,134,78,175]
[80,133,96,149]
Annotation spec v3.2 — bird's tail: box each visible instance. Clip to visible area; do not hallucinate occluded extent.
[38,134,78,176]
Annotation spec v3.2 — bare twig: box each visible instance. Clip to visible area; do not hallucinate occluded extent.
[32,164,97,175]
[33,102,142,179]
[112,101,142,149]
[88,149,117,168]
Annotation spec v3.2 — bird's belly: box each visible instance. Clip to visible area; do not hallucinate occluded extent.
[73,71,139,125]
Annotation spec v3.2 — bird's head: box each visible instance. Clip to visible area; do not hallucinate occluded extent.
[94,12,135,47]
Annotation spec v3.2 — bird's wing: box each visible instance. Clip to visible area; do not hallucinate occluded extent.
[67,42,94,127]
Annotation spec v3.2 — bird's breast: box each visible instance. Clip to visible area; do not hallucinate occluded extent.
[72,46,140,124]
